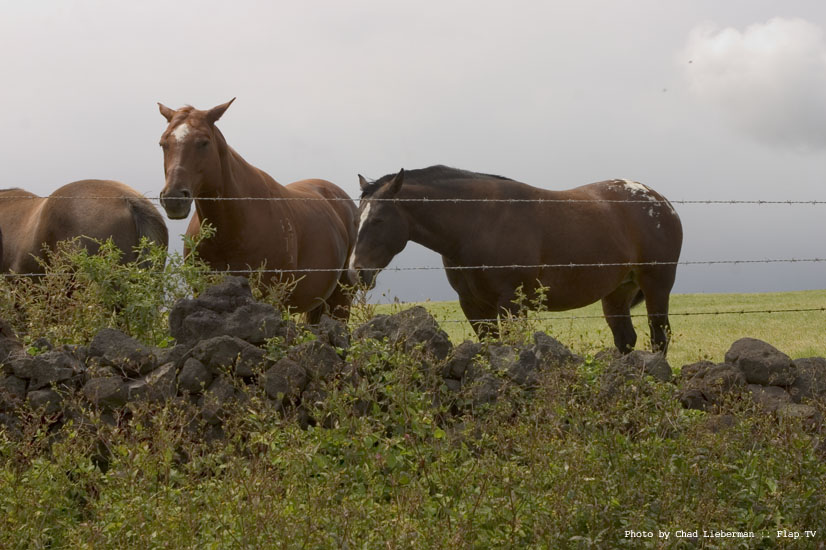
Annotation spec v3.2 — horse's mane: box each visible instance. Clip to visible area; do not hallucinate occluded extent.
[360,165,513,198]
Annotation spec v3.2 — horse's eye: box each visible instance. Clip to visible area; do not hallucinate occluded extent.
[196,139,210,149]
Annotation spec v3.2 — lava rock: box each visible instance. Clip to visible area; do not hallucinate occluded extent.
[199,376,237,425]
[88,328,159,377]
[288,340,344,382]
[82,377,128,410]
[126,363,177,403]
[531,332,580,366]
[678,362,747,411]
[442,341,483,380]
[747,384,792,412]
[724,338,796,386]
[354,306,452,360]
[10,351,81,391]
[260,358,308,403]
[27,389,63,416]
[788,357,826,403]
[178,358,214,394]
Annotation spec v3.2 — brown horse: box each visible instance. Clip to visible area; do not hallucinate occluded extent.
[0,180,169,273]
[351,166,683,354]
[157,99,358,321]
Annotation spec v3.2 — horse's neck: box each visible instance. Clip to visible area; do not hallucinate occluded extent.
[398,183,475,259]
[195,143,289,231]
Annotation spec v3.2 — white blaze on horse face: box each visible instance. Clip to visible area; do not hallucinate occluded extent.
[171,123,192,144]
[358,202,373,233]
[349,202,373,271]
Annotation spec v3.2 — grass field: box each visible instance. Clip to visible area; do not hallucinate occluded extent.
[377,289,826,367]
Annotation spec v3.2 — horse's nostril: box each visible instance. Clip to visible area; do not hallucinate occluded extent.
[180,189,191,199]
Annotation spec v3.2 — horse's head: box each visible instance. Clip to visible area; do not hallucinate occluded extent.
[349,169,409,288]
[157,98,235,219]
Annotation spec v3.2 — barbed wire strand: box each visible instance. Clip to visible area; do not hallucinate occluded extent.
[423,306,826,324]
[2,195,826,205]
[2,258,825,278]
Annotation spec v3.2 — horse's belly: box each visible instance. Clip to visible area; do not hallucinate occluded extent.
[537,266,630,310]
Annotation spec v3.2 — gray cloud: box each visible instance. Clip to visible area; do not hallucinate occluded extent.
[682,17,826,150]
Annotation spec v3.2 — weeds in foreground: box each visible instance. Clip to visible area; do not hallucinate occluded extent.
[0,224,222,348]
[2,351,824,549]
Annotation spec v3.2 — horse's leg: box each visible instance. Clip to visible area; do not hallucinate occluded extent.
[324,270,353,322]
[443,262,499,340]
[305,303,324,325]
[601,280,640,353]
[457,296,498,341]
[637,268,676,355]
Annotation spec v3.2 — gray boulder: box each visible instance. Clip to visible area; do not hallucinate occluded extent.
[442,341,483,380]
[309,315,350,350]
[678,362,747,411]
[611,350,673,383]
[10,351,82,391]
[82,376,129,410]
[485,344,540,388]
[169,276,296,347]
[126,363,177,403]
[724,338,796,386]
[27,389,63,416]
[260,358,309,403]
[178,358,213,394]
[288,340,344,382]
[191,335,267,378]
[0,375,27,402]
[88,328,159,377]
[354,306,452,360]
[788,357,826,403]
[531,332,580,366]
[747,384,792,412]
[199,376,236,425]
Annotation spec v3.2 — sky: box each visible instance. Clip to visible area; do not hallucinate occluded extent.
[1,1,824,302]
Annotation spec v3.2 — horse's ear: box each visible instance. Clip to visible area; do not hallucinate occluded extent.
[358,174,370,191]
[206,97,236,125]
[387,168,404,195]
[158,103,176,122]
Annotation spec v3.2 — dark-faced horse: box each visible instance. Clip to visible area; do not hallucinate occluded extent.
[0,180,168,273]
[157,99,358,321]
[350,166,683,354]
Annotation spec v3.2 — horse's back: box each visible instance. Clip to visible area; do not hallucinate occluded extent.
[4,180,167,272]
[286,178,358,247]
[583,179,683,261]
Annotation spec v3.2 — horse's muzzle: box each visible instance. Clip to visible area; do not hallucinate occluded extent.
[160,189,193,219]
[356,268,379,289]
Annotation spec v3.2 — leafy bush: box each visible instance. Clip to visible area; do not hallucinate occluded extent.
[0,225,221,347]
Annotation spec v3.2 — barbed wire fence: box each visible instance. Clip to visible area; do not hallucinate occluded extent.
[1,194,824,325]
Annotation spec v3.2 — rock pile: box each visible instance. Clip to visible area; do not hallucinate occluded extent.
[678,337,825,425]
[2,278,824,435]
[0,277,580,435]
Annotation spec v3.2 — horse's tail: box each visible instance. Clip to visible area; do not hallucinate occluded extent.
[630,289,645,309]
[127,196,169,261]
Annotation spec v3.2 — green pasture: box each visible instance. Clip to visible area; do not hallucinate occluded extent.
[377,290,826,368]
